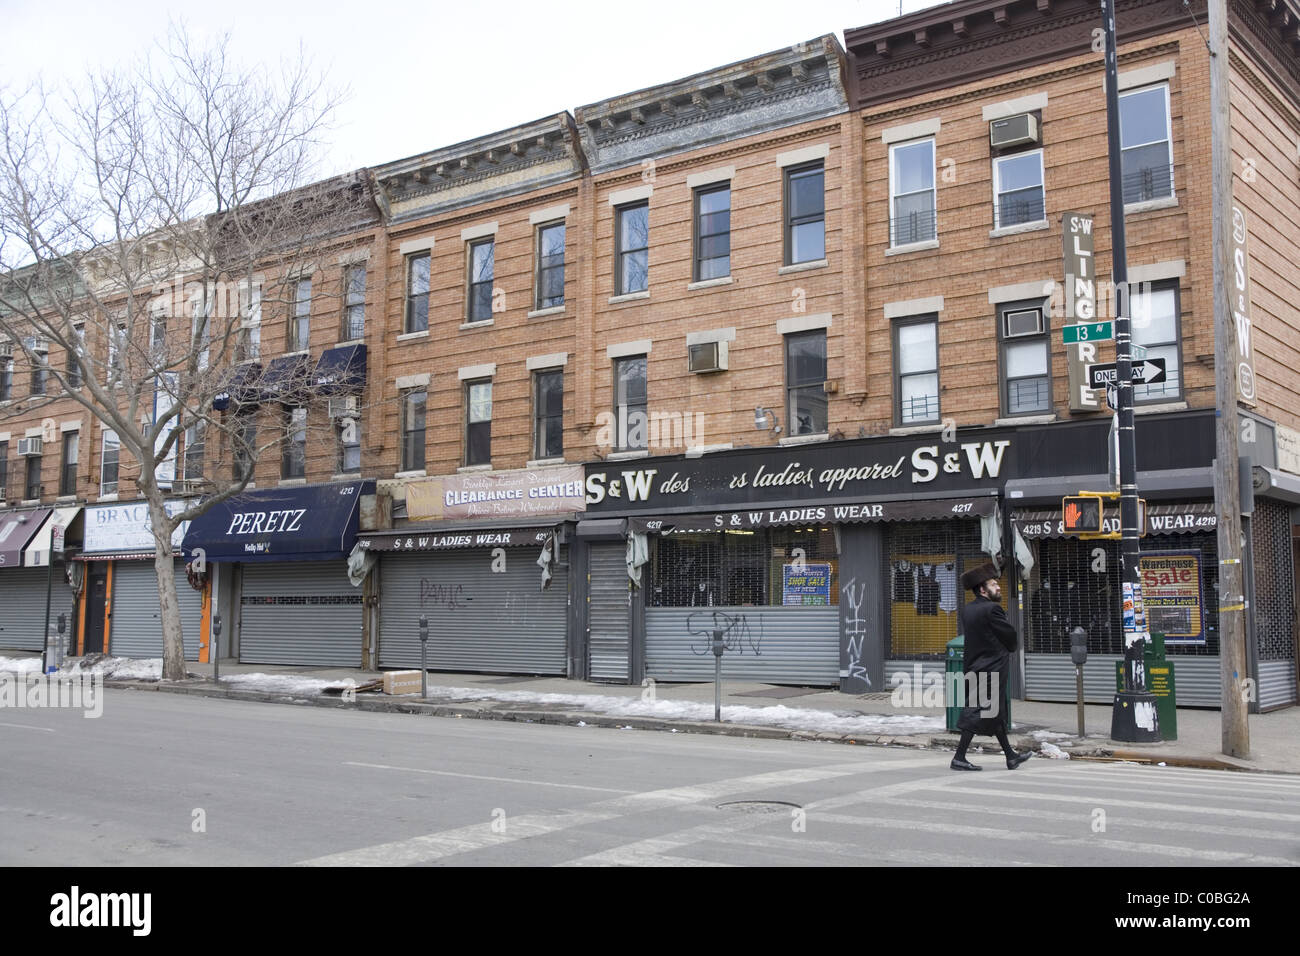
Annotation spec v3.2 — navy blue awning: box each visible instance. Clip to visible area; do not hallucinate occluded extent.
[213,362,262,411]
[314,344,367,395]
[261,354,311,403]
[180,480,375,562]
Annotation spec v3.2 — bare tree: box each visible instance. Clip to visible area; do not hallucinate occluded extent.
[0,26,370,680]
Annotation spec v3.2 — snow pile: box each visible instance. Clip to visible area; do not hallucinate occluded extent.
[1039,742,1071,759]
[1030,730,1075,742]
[221,673,355,696]
[0,656,44,674]
[66,656,164,681]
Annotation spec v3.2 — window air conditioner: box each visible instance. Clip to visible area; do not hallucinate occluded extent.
[687,341,728,374]
[990,113,1039,150]
[0,342,11,358]
[328,396,359,419]
[173,478,202,496]
[17,436,42,456]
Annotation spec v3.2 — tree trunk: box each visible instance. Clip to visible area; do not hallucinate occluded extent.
[149,497,187,681]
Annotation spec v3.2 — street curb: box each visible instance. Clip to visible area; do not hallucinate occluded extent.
[97,678,1294,773]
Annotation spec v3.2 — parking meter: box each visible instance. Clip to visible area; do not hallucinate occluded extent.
[711,628,725,658]
[213,615,223,682]
[419,615,429,698]
[1069,627,1088,666]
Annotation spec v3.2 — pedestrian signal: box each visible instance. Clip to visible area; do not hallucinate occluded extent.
[1062,494,1104,534]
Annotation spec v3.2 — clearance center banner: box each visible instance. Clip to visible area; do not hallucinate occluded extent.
[406,465,586,521]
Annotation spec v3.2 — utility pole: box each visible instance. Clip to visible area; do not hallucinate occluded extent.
[1209,0,1250,757]
[1102,0,1161,742]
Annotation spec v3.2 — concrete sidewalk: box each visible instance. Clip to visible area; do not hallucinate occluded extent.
[36,654,1292,775]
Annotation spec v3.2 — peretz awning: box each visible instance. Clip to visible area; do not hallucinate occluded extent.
[260,353,311,403]
[313,344,367,395]
[628,495,997,534]
[213,362,262,411]
[0,508,52,569]
[181,480,374,562]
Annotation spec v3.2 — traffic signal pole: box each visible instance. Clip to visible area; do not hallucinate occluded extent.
[1102,0,1161,742]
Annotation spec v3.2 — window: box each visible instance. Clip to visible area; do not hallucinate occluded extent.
[785,164,825,265]
[786,331,828,436]
[401,389,426,472]
[890,139,936,246]
[28,337,48,395]
[1,354,12,401]
[191,299,210,371]
[650,526,839,608]
[613,356,647,451]
[68,324,85,388]
[535,222,566,310]
[895,316,940,424]
[615,202,649,295]
[107,327,124,378]
[60,431,78,497]
[183,421,205,480]
[993,149,1045,228]
[694,184,731,280]
[465,380,492,466]
[405,253,430,333]
[291,277,311,352]
[343,264,366,341]
[25,451,41,501]
[233,415,255,482]
[1119,85,1173,204]
[282,406,306,479]
[238,287,262,362]
[533,369,564,460]
[337,415,360,475]
[467,239,494,322]
[100,430,119,496]
[150,307,167,360]
[0,441,8,496]
[999,301,1050,416]
[1131,283,1182,402]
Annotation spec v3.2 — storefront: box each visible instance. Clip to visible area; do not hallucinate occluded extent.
[181,480,373,667]
[77,500,203,660]
[0,507,79,653]
[364,467,582,676]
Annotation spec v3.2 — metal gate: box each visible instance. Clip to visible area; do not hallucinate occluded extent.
[645,606,840,684]
[239,561,362,666]
[108,561,203,660]
[0,567,75,652]
[588,542,630,682]
[378,547,568,674]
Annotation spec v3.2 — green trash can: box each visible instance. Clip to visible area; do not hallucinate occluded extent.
[946,634,1013,733]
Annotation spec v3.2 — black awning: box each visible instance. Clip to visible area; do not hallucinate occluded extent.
[313,344,367,395]
[1011,501,1216,539]
[180,480,374,562]
[213,362,262,411]
[260,354,311,403]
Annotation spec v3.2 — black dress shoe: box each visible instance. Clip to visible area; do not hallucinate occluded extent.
[1005,750,1033,770]
[950,757,983,771]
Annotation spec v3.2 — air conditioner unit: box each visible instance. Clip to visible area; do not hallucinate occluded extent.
[173,478,202,496]
[17,436,42,456]
[990,113,1039,150]
[0,342,11,358]
[329,396,359,419]
[687,341,728,374]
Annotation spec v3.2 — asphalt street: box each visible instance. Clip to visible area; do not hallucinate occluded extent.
[2,690,1298,866]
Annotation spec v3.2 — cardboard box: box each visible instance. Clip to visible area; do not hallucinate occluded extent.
[383,670,423,696]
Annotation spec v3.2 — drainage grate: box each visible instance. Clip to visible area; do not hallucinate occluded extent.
[715,801,802,814]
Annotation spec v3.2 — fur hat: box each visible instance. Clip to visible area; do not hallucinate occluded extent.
[961,563,999,593]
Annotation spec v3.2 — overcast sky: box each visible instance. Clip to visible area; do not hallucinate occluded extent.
[1,0,939,180]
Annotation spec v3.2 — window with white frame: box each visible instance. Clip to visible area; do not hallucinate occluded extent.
[890,139,936,246]
[786,331,827,436]
[536,222,566,310]
[290,277,311,352]
[784,164,825,265]
[695,184,732,280]
[998,300,1051,416]
[60,430,78,497]
[615,202,649,295]
[465,380,492,466]
[467,239,494,322]
[1131,282,1182,402]
[993,149,1045,229]
[100,430,120,496]
[1119,85,1173,204]
[337,414,360,474]
[343,264,366,341]
[894,316,939,425]
[401,389,426,472]
[613,356,647,451]
[405,253,430,333]
[239,286,262,362]
[533,368,563,460]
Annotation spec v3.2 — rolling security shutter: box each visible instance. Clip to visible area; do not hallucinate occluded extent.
[645,606,840,685]
[378,547,568,674]
[108,561,202,660]
[0,568,75,651]
[239,561,361,666]
[588,542,630,682]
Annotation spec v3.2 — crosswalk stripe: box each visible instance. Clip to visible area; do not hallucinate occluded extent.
[917,784,1300,823]
[974,773,1300,804]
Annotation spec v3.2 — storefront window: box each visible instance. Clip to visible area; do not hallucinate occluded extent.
[650,526,838,608]
[886,521,984,659]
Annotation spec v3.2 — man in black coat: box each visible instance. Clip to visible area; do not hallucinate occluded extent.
[951,563,1033,771]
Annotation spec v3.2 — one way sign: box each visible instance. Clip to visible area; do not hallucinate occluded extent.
[1088,358,1167,389]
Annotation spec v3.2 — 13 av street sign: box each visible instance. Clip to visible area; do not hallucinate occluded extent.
[1063,321,1114,343]
[1088,358,1167,388]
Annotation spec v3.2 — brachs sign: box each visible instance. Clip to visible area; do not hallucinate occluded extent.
[406,465,586,521]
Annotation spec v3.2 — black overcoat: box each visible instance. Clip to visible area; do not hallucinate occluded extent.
[957,594,1017,735]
